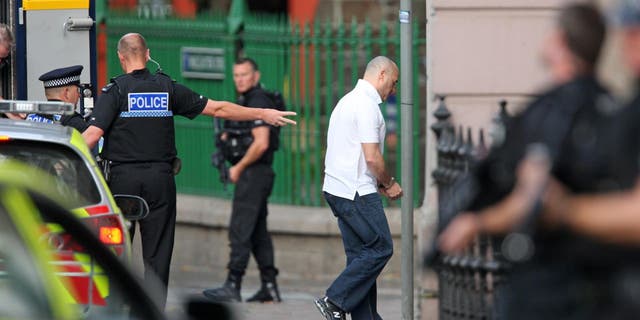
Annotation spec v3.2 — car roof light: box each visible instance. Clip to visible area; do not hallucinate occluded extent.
[0,100,75,115]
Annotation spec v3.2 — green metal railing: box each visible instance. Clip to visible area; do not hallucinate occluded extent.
[105,13,426,207]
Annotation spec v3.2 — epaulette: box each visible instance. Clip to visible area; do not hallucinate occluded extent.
[102,82,116,93]
[155,70,176,83]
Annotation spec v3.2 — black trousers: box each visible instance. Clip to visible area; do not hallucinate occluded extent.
[227,163,278,280]
[108,162,175,305]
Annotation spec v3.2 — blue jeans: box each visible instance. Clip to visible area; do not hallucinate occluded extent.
[324,192,393,320]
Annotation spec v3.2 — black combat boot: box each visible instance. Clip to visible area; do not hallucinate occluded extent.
[246,281,281,303]
[202,273,242,302]
[246,268,281,303]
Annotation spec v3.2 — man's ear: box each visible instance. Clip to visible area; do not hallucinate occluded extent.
[61,86,70,100]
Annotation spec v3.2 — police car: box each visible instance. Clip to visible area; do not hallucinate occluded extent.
[0,100,145,315]
[0,160,233,320]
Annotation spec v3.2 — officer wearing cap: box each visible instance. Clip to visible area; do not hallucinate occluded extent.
[81,33,295,308]
[26,65,89,132]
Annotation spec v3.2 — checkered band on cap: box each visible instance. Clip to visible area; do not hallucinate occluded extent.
[43,75,81,88]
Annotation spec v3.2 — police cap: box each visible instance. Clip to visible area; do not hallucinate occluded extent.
[39,65,83,89]
[613,0,640,27]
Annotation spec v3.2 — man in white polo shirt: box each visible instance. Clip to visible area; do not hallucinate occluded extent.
[314,56,403,320]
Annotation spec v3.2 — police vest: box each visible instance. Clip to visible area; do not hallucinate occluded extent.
[220,87,282,165]
[101,71,177,163]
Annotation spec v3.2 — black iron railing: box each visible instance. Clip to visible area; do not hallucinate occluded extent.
[430,96,511,320]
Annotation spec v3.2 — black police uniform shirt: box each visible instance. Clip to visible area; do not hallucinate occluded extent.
[467,76,632,318]
[60,112,89,133]
[223,85,276,165]
[469,76,623,211]
[89,68,207,163]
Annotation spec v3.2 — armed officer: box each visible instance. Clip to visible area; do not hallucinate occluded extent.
[81,33,295,307]
[203,58,282,303]
[25,65,89,132]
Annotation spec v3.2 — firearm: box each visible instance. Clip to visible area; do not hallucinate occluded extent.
[212,119,230,190]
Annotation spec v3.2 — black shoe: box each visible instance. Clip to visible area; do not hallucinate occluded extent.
[202,281,241,303]
[246,282,282,303]
[314,296,346,320]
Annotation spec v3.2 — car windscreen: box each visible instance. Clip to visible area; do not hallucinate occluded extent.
[0,140,101,207]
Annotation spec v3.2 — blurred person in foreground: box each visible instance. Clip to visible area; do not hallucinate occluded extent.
[536,1,640,316]
[82,33,296,308]
[541,0,640,245]
[315,56,402,320]
[437,3,635,319]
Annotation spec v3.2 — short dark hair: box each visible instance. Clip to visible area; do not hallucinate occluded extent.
[234,57,259,71]
[117,33,148,59]
[558,3,606,68]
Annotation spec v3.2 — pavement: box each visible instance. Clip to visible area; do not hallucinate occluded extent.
[166,282,403,320]
[162,268,438,320]
[131,195,440,319]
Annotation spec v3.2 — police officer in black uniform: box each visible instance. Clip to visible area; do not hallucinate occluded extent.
[438,4,630,319]
[28,65,89,132]
[538,1,640,318]
[82,33,295,307]
[203,58,281,303]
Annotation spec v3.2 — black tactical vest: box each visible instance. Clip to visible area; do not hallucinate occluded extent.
[101,71,176,163]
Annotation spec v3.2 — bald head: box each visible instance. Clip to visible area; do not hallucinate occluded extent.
[364,56,397,79]
[362,56,398,102]
[117,33,148,61]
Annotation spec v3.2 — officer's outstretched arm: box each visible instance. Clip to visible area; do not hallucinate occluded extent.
[202,99,296,126]
[82,125,104,149]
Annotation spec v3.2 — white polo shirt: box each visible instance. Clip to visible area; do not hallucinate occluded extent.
[323,79,386,200]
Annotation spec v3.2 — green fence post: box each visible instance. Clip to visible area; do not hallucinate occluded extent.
[337,22,345,99]
[364,19,373,60]
[350,18,359,88]
[323,20,334,123]
[302,22,312,205]
[290,22,301,205]
[313,19,323,206]
[227,0,247,35]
